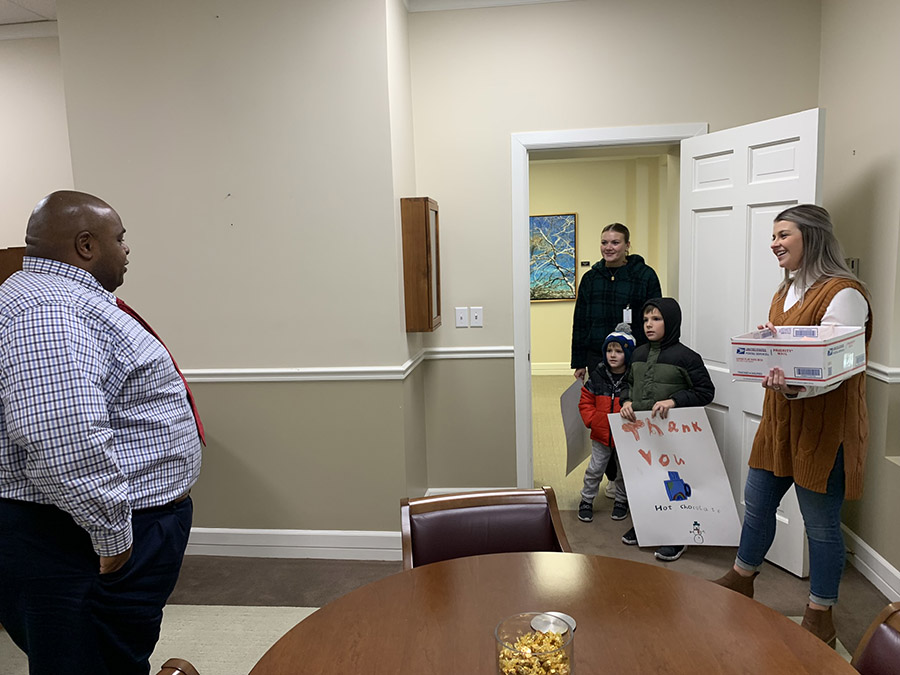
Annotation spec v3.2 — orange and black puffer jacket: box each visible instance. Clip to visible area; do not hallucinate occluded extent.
[579,364,629,447]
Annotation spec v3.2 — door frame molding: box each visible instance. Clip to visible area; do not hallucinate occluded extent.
[510,123,708,487]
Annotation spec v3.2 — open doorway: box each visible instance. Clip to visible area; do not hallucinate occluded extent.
[528,144,681,509]
[509,124,707,495]
[514,111,825,575]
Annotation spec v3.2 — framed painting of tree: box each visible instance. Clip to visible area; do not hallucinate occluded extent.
[529,213,576,301]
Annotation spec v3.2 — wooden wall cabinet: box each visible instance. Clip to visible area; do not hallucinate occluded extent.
[400,197,441,332]
[0,247,25,284]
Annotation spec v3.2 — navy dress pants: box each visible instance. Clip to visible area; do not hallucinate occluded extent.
[0,497,192,675]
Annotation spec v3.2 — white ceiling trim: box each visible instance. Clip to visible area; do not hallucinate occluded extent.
[0,0,567,23]
[407,0,572,12]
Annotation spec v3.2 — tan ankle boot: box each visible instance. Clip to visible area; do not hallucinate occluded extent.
[800,605,836,648]
[712,568,758,598]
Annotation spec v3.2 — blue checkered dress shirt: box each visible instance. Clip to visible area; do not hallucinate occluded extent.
[0,257,202,556]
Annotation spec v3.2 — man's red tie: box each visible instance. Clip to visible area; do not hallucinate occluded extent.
[116,298,206,445]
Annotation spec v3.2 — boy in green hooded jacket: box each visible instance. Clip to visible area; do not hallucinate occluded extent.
[619,297,715,562]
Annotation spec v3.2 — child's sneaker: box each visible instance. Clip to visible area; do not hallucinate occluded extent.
[577,500,594,522]
[611,501,628,520]
[621,527,638,545]
[655,545,686,562]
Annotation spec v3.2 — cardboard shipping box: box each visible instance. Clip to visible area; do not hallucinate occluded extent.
[730,325,866,386]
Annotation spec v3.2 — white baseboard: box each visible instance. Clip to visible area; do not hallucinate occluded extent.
[843,525,900,601]
[186,527,401,561]
[531,362,572,376]
[185,524,900,595]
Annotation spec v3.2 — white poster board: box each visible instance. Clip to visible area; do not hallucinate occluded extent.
[561,378,591,476]
[608,407,740,547]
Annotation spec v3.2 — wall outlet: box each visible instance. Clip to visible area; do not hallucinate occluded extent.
[470,306,483,327]
[455,307,469,328]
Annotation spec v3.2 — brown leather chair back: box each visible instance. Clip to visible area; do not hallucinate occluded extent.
[851,601,900,675]
[400,486,571,570]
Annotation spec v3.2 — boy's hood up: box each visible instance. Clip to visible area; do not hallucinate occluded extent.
[641,297,681,349]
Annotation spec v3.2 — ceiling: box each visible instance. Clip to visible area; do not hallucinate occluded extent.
[0,0,55,25]
[0,0,573,26]
[406,0,569,10]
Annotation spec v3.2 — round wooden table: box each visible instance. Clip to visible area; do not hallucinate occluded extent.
[249,551,855,674]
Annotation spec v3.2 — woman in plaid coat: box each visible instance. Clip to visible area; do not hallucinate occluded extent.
[571,223,662,381]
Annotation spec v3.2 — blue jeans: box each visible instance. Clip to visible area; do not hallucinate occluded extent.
[735,447,845,606]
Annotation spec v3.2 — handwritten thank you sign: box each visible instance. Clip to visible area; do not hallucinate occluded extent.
[608,407,740,547]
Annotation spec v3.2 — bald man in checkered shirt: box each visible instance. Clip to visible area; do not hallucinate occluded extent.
[0,191,203,675]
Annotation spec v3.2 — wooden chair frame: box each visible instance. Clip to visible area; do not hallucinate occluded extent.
[851,601,900,670]
[157,658,200,675]
[399,486,571,571]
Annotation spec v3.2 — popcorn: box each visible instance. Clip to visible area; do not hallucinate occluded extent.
[498,630,571,675]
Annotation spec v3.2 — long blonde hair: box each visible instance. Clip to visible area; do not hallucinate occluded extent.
[774,204,867,302]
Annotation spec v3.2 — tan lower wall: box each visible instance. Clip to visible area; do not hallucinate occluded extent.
[187,359,512,532]
[843,378,900,569]
[424,358,518,488]
[190,380,409,532]
[403,366,429,500]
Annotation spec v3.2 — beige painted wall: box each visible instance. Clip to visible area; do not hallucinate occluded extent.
[0,35,73,245]
[409,0,821,355]
[818,0,900,570]
[57,0,406,369]
[818,0,900,368]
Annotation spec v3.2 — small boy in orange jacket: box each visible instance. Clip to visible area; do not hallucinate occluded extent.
[576,323,635,523]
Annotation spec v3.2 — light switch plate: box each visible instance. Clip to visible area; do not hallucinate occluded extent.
[470,306,483,327]
[455,307,469,328]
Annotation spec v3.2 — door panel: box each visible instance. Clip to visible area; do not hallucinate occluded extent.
[749,138,802,184]
[691,209,738,365]
[680,108,824,577]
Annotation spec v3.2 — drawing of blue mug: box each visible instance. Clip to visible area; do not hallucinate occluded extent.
[664,471,692,501]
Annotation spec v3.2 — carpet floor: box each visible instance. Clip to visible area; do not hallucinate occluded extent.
[0,605,317,675]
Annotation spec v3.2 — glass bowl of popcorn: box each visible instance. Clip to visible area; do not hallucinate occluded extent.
[495,611,574,674]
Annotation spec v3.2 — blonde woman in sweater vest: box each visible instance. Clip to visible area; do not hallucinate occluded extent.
[713,205,872,648]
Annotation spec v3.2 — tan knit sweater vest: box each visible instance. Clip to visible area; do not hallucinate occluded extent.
[748,277,872,499]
